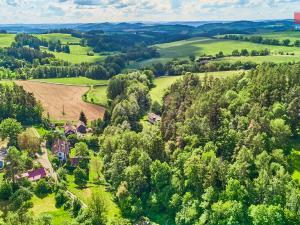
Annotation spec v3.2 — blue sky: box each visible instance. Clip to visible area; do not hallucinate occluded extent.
[0,0,299,24]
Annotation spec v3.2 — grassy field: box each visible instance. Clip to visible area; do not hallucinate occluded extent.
[34,77,108,86]
[34,33,81,44]
[35,33,104,63]
[150,71,245,103]
[132,36,300,68]
[0,34,15,47]
[41,45,105,64]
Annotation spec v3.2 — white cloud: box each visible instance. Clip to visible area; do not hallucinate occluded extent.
[0,0,297,24]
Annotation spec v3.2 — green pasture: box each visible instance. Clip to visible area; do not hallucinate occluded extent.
[41,45,105,64]
[132,37,300,68]
[0,34,15,47]
[150,70,244,103]
[34,76,108,86]
[34,33,81,44]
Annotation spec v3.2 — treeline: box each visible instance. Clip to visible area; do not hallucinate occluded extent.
[0,83,43,125]
[147,58,257,76]
[97,63,300,224]
[6,47,54,63]
[223,34,300,47]
[231,48,270,56]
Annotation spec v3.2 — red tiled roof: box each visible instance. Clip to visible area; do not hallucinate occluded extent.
[28,168,47,181]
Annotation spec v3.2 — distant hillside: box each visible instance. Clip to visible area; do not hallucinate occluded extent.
[0,20,295,34]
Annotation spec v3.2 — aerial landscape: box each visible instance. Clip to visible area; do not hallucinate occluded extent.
[1,0,300,224]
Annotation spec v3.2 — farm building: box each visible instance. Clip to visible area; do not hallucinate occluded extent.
[77,121,87,134]
[295,12,300,30]
[52,139,70,161]
[148,113,161,124]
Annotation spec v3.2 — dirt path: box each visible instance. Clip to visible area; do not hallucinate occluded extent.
[16,80,105,121]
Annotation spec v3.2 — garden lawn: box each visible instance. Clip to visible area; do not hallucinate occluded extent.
[31,193,74,225]
[67,174,121,224]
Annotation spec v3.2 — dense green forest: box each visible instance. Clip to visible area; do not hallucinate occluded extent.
[97,63,300,224]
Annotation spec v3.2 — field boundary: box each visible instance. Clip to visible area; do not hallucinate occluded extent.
[27,79,108,87]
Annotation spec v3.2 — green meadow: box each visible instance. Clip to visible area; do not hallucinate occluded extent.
[132,36,300,68]
[34,33,81,44]
[0,34,15,47]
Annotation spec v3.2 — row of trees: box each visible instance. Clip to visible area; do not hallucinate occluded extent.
[223,34,300,47]
[147,58,258,76]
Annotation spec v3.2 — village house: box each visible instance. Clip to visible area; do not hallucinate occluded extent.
[52,139,70,161]
[148,113,161,124]
[18,167,48,182]
[77,121,87,134]
[64,123,77,136]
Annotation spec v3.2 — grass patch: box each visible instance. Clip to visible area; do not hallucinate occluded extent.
[86,85,108,107]
[67,174,121,224]
[31,193,74,225]
[34,77,108,86]
[0,34,15,48]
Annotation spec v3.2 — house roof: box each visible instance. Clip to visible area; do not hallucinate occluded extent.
[64,123,76,134]
[18,167,48,182]
[28,167,47,181]
[52,139,70,155]
[77,121,86,128]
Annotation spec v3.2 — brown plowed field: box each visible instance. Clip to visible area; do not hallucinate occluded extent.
[16,81,105,122]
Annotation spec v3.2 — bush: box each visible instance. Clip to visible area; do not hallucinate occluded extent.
[0,182,12,200]
[55,190,69,208]
[35,179,51,196]
[74,167,88,187]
